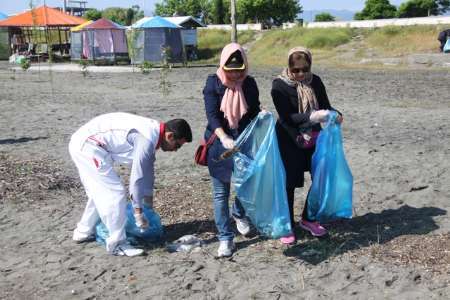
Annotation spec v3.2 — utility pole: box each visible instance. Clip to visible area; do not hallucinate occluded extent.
[230,0,237,43]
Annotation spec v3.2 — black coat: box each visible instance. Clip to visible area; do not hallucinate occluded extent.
[203,74,260,182]
[271,74,336,189]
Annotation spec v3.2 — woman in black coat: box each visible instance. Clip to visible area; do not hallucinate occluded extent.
[202,43,261,257]
[271,47,342,244]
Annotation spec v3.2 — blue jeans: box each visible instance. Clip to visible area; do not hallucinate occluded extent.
[211,177,246,241]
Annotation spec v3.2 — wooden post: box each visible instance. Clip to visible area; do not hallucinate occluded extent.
[230,0,237,43]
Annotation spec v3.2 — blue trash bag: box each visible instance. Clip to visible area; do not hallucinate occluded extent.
[232,112,292,239]
[444,39,450,53]
[95,203,164,245]
[307,111,353,222]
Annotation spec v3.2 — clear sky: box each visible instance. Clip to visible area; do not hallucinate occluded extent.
[0,0,407,16]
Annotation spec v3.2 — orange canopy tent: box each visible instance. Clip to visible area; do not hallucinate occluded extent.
[0,5,86,59]
[0,5,85,27]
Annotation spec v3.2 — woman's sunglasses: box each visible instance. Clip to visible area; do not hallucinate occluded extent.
[290,67,310,74]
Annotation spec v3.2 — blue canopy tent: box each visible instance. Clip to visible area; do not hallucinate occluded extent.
[0,12,8,20]
[129,16,184,64]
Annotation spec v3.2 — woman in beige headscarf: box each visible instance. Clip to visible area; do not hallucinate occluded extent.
[271,47,343,244]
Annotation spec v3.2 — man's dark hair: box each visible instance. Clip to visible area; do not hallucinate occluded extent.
[165,119,192,142]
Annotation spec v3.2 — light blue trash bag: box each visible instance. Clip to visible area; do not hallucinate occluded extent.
[444,39,450,53]
[232,112,292,239]
[307,111,353,222]
[95,203,164,245]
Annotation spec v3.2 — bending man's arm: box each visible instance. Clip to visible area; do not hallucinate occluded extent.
[128,131,156,211]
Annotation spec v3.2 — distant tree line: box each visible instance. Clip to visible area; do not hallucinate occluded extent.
[314,0,449,22]
[154,0,303,26]
[355,0,449,20]
[83,0,449,26]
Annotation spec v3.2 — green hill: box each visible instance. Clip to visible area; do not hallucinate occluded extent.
[197,25,448,68]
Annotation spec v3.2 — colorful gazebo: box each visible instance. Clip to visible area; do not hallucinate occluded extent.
[0,5,85,59]
[70,20,92,60]
[71,18,129,63]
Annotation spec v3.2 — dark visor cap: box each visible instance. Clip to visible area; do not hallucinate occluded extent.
[223,50,246,70]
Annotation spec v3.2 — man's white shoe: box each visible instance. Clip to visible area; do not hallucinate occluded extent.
[217,240,235,257]
[234,217,251,236]
[112,243,144,257]
[72,228,95,243]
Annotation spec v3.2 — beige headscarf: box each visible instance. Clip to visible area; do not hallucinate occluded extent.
[216,43,249,129]
[278,47,319,113]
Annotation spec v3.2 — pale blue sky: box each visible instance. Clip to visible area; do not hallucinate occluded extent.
[1,0,407,16]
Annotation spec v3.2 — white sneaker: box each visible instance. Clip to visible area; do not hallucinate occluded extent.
[112,243,144,257]
[234,217,251,236]
[217,240,235,257]
[72,228,95,243]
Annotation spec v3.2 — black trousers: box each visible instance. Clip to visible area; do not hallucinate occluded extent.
[286,186,312,229]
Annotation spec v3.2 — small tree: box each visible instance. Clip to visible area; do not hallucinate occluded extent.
[237,0,302,26]
[102,7,128,25]
[155,0,204,18]
[20,58,31,71]
[102,7,143,26]
[84,9,102,21]
[354,0,397,20]
[315,13,336,22]
[397,0,450,17]
[212,0,225,24]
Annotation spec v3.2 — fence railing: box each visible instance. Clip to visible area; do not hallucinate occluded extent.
[302,15,450,29]
[200,16,450,32]
[199,24,263,31]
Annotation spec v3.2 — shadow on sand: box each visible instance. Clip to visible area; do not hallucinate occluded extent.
[162,219,217,244]
[283,205,447,264]
[0,136,48,145]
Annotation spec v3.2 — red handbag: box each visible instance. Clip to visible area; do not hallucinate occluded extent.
[194,133,217,166]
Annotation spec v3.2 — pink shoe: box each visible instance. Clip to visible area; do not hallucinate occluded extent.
[299,220,327,237]
[280,233,296,245]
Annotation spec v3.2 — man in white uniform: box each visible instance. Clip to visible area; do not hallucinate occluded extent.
[69,112,192,256]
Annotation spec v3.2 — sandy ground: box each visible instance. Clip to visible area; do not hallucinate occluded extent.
[0,61,449,299]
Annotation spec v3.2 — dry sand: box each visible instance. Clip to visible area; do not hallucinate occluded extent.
[0,61,449,299]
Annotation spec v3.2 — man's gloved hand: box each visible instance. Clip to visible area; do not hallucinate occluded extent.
[310,110,330,123]
[219,135,235,150]
[134,209,149,231]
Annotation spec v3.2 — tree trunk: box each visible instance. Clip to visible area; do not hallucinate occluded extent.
[230,0,237,43]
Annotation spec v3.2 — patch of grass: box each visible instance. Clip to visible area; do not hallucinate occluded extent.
[20,58,31,71]
[139,60,154,74]
[196,29,257,63]
[364,25,443,56]
[249,27,354,67]
[364,233,450,274]
[197,24,446,68]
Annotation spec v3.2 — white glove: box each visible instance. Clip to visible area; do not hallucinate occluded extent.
[310,110,330,123]
[219,135,235,150]
[134,211,149,231]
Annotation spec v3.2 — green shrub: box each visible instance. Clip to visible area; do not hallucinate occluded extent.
[364,25,441,55]
[20,58,31,71]
[249,27,353,66]
[379,26,402,36]
[140,61,154,74]
[79,59,90,77]
[197,29,257,62]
